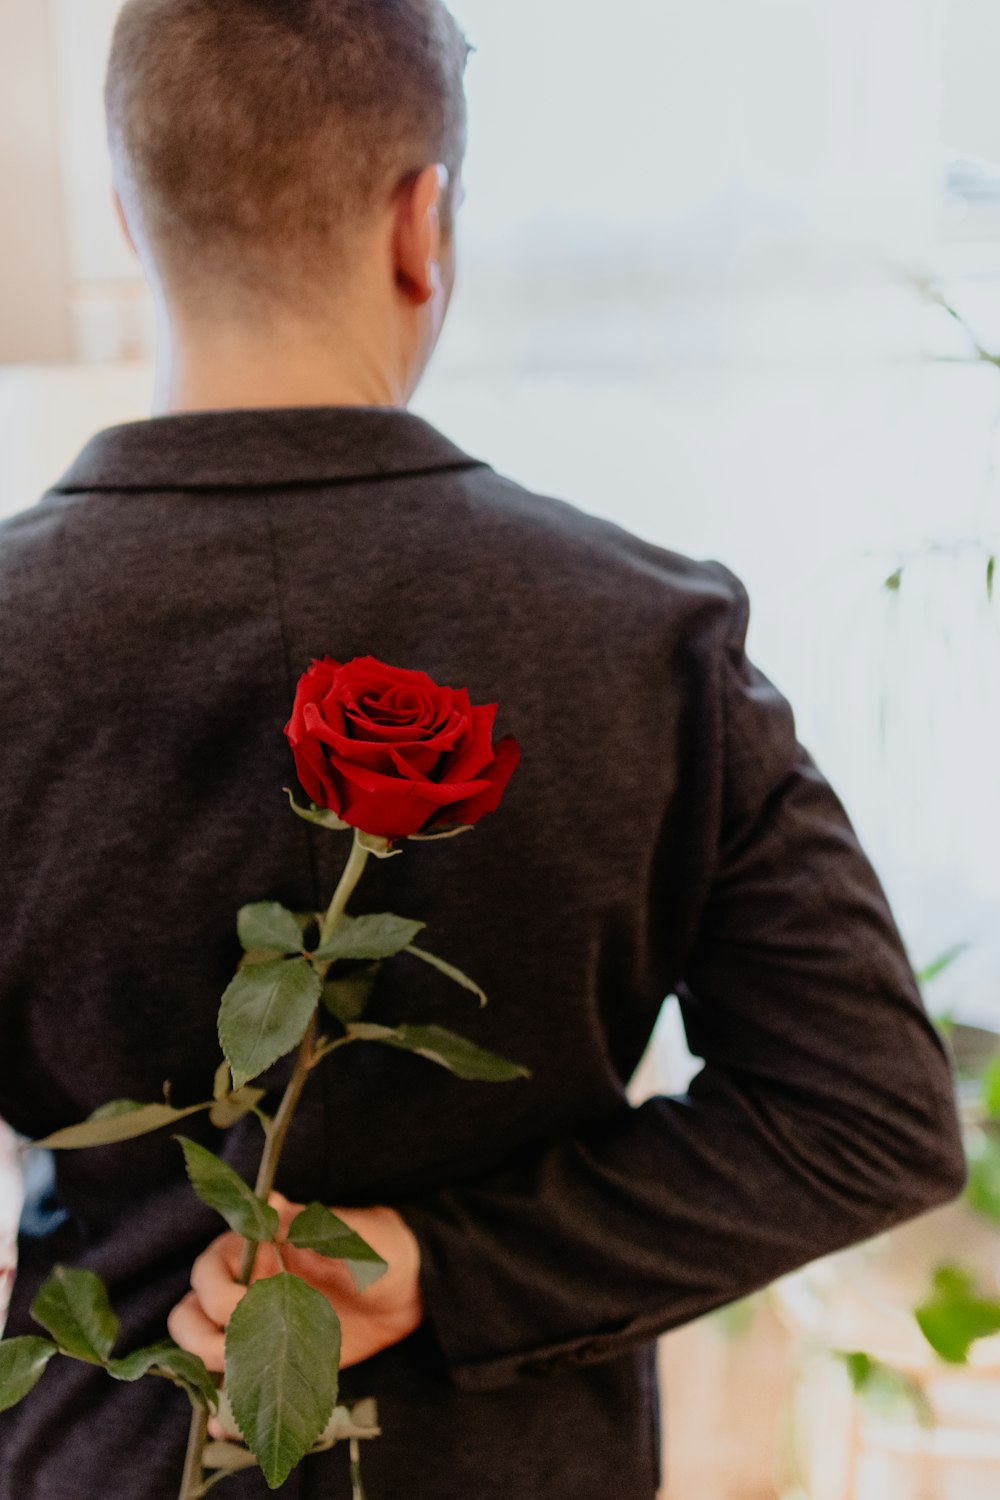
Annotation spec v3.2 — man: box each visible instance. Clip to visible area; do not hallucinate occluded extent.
[0,2,966,1497]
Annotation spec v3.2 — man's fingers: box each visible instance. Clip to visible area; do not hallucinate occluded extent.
[166,1289,226,1373]
[207,1408,243,1443]
[190,1241,250,1327]
[207,1416,240,1442]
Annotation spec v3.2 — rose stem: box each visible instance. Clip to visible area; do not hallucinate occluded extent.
[178,1406,209,1500]
[176,828,373,1499]
[318,832,371,945]
[350,1437,366,1499]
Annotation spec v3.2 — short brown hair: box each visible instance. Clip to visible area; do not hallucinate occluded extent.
[106,0,471,308]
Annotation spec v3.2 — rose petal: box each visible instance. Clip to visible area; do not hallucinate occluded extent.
[283,723,342,812]
[334,774,492,840]
[338,660,464,732]
[328,751,491,806]
[285,656,518,838]
[335,783,433,838]
[436,735,521,828]
[438,703,498,784]
[285,661,337,739]
[343,706,468,752]
[387,743,443,780]
[342,712,430,743]
[337,658,445,700]
[305,710,397,774]
[305,714,468,775]
[317,690,349,738]
[284,660,345,812]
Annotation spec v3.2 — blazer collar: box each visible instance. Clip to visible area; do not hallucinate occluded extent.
[50,406,486,494]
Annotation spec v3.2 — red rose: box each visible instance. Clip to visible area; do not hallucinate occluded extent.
[283,656,521,840]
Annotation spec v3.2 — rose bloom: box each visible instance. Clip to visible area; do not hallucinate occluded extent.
[284,656,521,840]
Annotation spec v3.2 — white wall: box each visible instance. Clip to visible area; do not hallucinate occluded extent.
[48,0,131,285]
[943,0,1000,158]
[0,0,73,361]
[448,0,946,261]
[0,0,957,365]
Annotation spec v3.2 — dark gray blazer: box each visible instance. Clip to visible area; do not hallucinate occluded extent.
[0,407,964,1499]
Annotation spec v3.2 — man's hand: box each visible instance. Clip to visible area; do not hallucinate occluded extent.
[167,1192,423,1441]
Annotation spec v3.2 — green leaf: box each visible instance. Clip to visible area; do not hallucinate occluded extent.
[983,1057,1000,1121]
[219,1390,380,1465]
[988,555,996,603]
[966,1132,1000,1226]
[238,948,286,969]
[30,1267,118,1365]
[238,903,306,957]
[158,1348,221,1412]
[710,1294,761,1340]
[286,1204,388,1292]
[932,1012,955,1045]
[915,943,969,988]
[92,1098,159,1119]
[210,1086,269,1131]
[107,1339,219,1411]
[225,1273,341,1490]
[884,567,903,593]
[218,957,322,1090]
[404,944,488,1007]
[915,1264,1000,1364]
[176,1137,279,1242]
[0,1337,58,1413]
[839,1350,935,1427]
[106,1339,176,1382]
[313,913,425,964]
[34,1100,210,1151]
[348,1023,530,1082]
[320,964,381,1026]
[282,788,350,832]
[843,1350,874,1388]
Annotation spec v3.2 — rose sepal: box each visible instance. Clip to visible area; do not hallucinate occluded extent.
[282,789,351,832]
[283,788,402,858]
[354,830,403,860]
[407,823,475,842]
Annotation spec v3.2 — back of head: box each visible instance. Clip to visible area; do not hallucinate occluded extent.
[106,0,470,314]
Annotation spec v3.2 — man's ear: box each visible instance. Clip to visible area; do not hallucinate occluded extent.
[392,163,448,306]
[112,188,139,259]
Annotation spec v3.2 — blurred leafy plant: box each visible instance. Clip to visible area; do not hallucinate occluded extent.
[916,943,970,992]
[915,1265,1000,1364]
[882,280,999,602]
[709,1289,770,1340]
[838,1351,935,1428]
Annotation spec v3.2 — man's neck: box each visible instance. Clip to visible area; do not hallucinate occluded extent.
[152,311,409,415]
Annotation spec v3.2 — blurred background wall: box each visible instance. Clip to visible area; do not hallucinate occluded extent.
[0,0,73,361]
[2,2,999,1496]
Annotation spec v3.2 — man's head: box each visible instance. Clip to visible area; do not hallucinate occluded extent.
[106,0,471,404]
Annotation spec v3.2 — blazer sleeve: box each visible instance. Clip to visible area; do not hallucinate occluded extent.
[393,567,967,1393]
